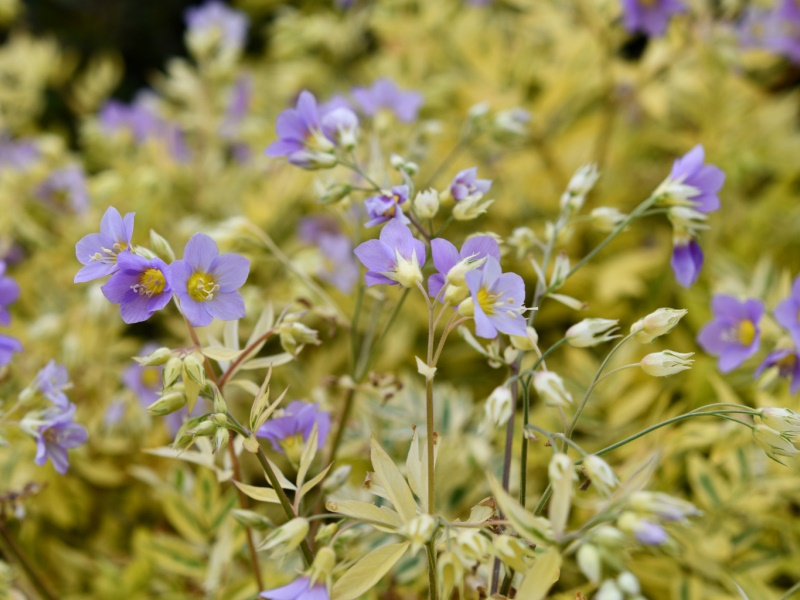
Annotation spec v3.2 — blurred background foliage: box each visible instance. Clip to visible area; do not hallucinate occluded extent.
[1,0,800,598]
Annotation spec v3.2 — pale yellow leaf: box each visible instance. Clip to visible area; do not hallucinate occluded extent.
[331,542,410,600]
[299,463,333,501]
[231,480,280,504]
[240,353,294,370]
[516,547,562,600]
[488,474,554,545]
[296,424,319,494]
[370,436,418,523]
[325,499,403,530]
[202,346,244,361]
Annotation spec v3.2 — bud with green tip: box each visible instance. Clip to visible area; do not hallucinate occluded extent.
[309,546,336,586]
[414,189,439,218]
[231,509,273,531]
[510,326,538,351]
[630,308,688,343]
[134,346,173,366]
[753,424,800,464]
[182,353,206,386]
[640,351,694,377]
[456,529,491,564]
[577,543,602,584]
[566,318,620,348]
[403,514,437,554]
[259,518,310,557]
[533,370,572,407]
[149,229,176,262]
[590,207,627,232]
[147,391,186,416]
[583,455,619,496]
[162,357,183,388]
[758,407,800,434]
[484,386,513,428]
[213,427,230,452]
[494,534,530,572]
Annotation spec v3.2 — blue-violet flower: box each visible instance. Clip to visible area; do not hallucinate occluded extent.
[353,219,426,288]
[74,206,135,283]
[101,252,172,324]
[697,295,764,373]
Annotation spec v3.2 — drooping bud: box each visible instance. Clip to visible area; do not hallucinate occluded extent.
[630,308,688,343]
[758,407,800,434]
[753,424,800,464]
[182,353,206,386]
[508,226,538,258]
[566,318,620,348]
[640,351,694,377]
[560,164,599,212]
[595,580,624,600]
[134,346,173,366]
[590,207,627,232]
[629,491,700,522]
[213,427,230,452]
[484,386,513,428]
[456,529,492,564]
[549,252,570,290]
[279,320,321,356]
[510,326,538,351]
[308,546,336,586]
[533,370,572,407]
[548,453,576,537]
[402,514,437,554]
[231,509,273,530]
[414,189,440,218]
[577,543,602,584]
[583,455,619,496]
[494,534,530,572]
[259,518,310,557]
[617,571,641,595]
[147,391,186,416]
[162,357,183,388]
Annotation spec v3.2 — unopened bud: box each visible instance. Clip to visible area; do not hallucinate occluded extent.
[617,571,641,595]
[753,424,800,463]
[533,371,572,407]
[456,529,492,564]
[494,535,529,572]
[590,206,627,232]
[147,391,186,416]
[259,518,310,557]
[183,354,205,386]
[630,308,688,343]
[577,543,602,584]
[510,326,538,351]
[135,346,173,366]
[566,318,620,348]
[640,351,694,377]
[162,357,183,388]
[213,427,230,452]
[414,189,440,219]
[595,580,624,600]
[309,546,336,586]
[758,407,800,434]
[560,164,599,212]
[315,523,338,543]
[230,509,273,530]
[403,514,437,553]
[583,455,619,496]
[149,230,176,263]
[319,182,352,204]
[484,386,513,428]
[322,465,352,492]
[190,420,218,437]
[279,321,321,356]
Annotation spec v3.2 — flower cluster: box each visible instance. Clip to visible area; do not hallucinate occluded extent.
[74,207,249,327]
[0,259,21,367]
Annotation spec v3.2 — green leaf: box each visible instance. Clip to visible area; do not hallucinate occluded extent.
[331,542,410,600]
[325,499,403,531]
[299,463,333,503]
[488,474,554,545]
[370,436,418,523]
[516,547,561,600]
[231,480,280,504]
[240,353,294,370]
[202,346,243,361]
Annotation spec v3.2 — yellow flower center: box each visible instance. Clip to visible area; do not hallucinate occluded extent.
[131,268,166,297]
[188,271,219,302]
[737,320,756,346]
[141,368,161,388]
[477,287,497,316]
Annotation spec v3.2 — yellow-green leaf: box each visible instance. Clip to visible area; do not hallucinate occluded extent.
[370,436,418,523]
[488,474,554,545]
[516,547,562,600]
[231,480,280,504]
[202,346,243,361]
[325,499,403,531]
[331,542,410,600]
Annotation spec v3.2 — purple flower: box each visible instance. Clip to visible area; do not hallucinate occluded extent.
[665,145,725,213]
[74,206,135,283]
[755,348,800,394]
[35,165,89,213]
[257,401,331,453]
[260,576,329,600]
[354,219,426,288]
[670,236,704,288]
[428,236,500,303]
[265,91,337,169]
[26,403,88,475]
[101,252,173,324]
[185,0,248,54]
[0,260,20,326]
[27,360,71,408]
[364,185,409,227]
[0,334,22,367]
[621,0,686,37]
[697,295,764,373]
[633,519,669,546]
[321,107,359,150]
[737,7,782,51]
[351,78,423,123]
[449,167,492,202]
[171,233,249,327]
[0,136,38,172]
[775,276,800,348]
[221,75,252,139]
[463,256,527,339]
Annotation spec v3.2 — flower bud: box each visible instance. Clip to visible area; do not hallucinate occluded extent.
[590,207,626,232]
[484,386,513,428]
[452,194,493,221]
[437,551,464,600]
[213,427,230,452]
[640,351,694,377]
[494,534,529,572]
[393,249,424,288]
[279,321,321,356]
[414,189,439,219]
[549,252,570,289]
[595,580,624,600]
[548,453,575,537]
[566,318,620,348]
[758,407,800,434]
[456,529,492,564]
[442,284,469,306]
[309,546,336,586]
[468,101,491,119]
[591,525,625,548]
[403,514,437,553]
[190,420,219,437]
[322,465,352,493]
[182,353,206,386]
[149,230,176,263]
[211,412,227,427]
[629,491,700,521]
[577,543,602,584]
[510,326,538,351]
[618,512,668,546]
[231,509,273,531]
[583,455,619,496]
[617,571,641,595]
[162,357,184,388]
[315,523,338,543]
[318,182,352,204]
[753,424,800,463]
[493,107,530,137]
[560,164,599,212]
[630,308,688,343]
[508,226,538,258]
[147,391,186,416]
[259,518,310,556]
[533,370,572,407]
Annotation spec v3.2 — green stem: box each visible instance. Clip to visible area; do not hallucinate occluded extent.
[327,387,355,467]
[779,580,800,600]
[0,519,58,600]
[354,289,410,381]
[427,540,439,600]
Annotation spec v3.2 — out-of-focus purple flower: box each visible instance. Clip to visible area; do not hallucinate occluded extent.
[462,256,527,339]
[321,107,359,150]
[354,219,426,288]
[632,519,669,545]
[351,78,423,123]
[24,403,88,475]
[449,167,492,202]
[0,136,39,172]
[670,236,704,288]
[26,360,71,408]
[319,94,352,114]
[775,276,800,348]
[185,0,248,55]
[256,401,331,453]
[101,252,172,324]
[298,217,358,292]
[662,145,725,213]
[755,348,800,394]
[766,9,800,67]
[221,75,252,139]
[0,260,20,326]
[266,91,338,169]
[428,236,500,303]
[737,7,782,51]
[171,233,249,327]
[122,347,161,408]
[364,185,409,227]
[35,165,89,213]
[74,206,135,283]
[697,295,764,373]
[621,0,686,37]
[0,334,22,367]
[260,576,329,600]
